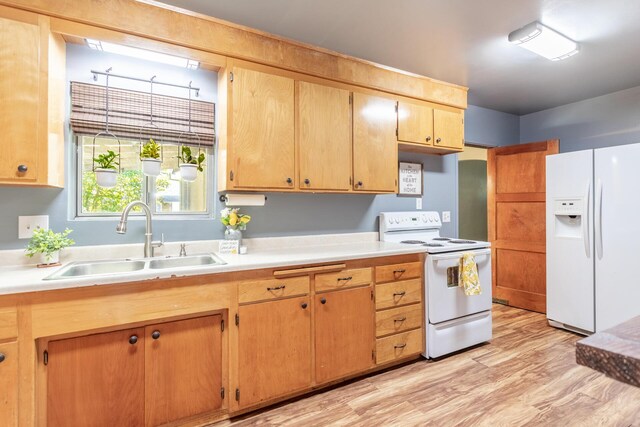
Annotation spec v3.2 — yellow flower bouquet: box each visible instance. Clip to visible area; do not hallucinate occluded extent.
[220,208,251,231]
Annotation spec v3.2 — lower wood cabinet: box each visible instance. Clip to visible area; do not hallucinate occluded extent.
[46,315,223,427]
[237,296,312,408]
[0,341,18,426]
[315,286,375,383]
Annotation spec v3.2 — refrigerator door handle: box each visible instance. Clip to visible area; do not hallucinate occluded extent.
[583,181,591,258]
[595,179,603,259]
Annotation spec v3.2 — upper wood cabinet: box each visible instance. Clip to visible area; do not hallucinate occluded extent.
[397,101,434,146]
[0,11,65,187]
[297,81,352,191]
[353,93,398,193]
[227,66,295,190]
[433,109,464,150]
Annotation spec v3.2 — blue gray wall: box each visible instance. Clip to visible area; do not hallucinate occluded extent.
[520,85,640,153]
[0,44,518,250]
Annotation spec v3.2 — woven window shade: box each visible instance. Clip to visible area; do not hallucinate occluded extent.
[70,81,215,146]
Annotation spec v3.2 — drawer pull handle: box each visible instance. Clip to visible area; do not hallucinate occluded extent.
[394,317,407,323]
[393,269,406,274]
[394,344,407,349]
[267,285,286,291]
[393,291,406,297]
[128,335,138,345]
[337,276,353,282]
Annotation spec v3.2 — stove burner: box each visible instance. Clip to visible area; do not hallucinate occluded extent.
[423,243,444,247]
[400,240,427,244]
[433,237,451,241]
[450,239,477,244]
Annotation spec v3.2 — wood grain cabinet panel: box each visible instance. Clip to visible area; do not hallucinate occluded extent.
[230,67,295,189]
[238,276,309,304]
[0,341,18,427]
[375,278,422,310]
[397,101,433,145]
[145,315,223,426]
[315,287,374,383]
[433,108,464,150]
[315,267,372,292]
[47,327,145,427]
[375,262,422,284]
[375,304,423,338]
[353,92,398,192]
[0,306,17,341]
[376,328,423,364]
[238,296,312,408]
[298,81,352,191]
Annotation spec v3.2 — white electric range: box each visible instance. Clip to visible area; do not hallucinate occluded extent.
[379,211,492,358]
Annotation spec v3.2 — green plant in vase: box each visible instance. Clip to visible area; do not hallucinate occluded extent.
[25,228,74,266]
[94,150,120,188]
[178,146,205,182]
[220,208,251,243]
[141,138,162,177]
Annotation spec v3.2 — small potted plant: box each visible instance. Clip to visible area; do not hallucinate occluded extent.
[140,138,162,177]
[178,146,205,182]
[94,150,119,187]
[220,208,251,243]
[25,228,74,267]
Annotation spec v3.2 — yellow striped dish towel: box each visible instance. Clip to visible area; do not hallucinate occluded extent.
[459,252,481,296]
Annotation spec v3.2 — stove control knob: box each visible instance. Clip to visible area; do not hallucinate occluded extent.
[387,218,393,225]
[394,218,400,224]
[421,215,428,222]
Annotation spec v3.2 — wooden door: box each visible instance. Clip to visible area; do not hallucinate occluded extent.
[237,296,311,408]
[397,101,433,145]
[47,328,145,427]
[315,286,374,383]
[145,315,223,426]
[0,341,18,426]
[352,93,397,192]
[433,109,464,150]
[231,67,295,189]
[298,81,352,191]
[488,140,559,313]
[0,15,40,182]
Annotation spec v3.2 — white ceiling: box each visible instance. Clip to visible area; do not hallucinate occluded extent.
[158,0,640,115]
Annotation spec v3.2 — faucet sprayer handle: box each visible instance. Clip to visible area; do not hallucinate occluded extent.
[179,243,187,257]
[152,233,164,248]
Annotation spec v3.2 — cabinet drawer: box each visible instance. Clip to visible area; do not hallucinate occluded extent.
[376,328,423,364]
[315,268,372,292]
[375,278,422,310]
[239,276,310,304]
[375,262,422,283]
[376,304,423,337]
[0,341,18,426]
[0,306,17,340]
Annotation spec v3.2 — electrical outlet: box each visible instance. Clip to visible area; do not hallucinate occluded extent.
[442,211,451,223]
[416,199,422,210]
[18,215,49,239]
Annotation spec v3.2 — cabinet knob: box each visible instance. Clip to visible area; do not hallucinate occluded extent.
[426,136,432,142]
[17,164,28,173]
[301,302,308,309]
[128,335,138,345]
[0,353,5,363]
[436,138,442,143]
[304,178,310,185]
[320,297,327,305]
[357,181,363,187]
[286,177,293,184]
[151,330,161,340]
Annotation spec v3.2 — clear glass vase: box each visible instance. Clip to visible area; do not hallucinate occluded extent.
[224,226,242,245]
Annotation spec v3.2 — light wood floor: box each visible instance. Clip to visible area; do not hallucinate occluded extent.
[217,304,640,426]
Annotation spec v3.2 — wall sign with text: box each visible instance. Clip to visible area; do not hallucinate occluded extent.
[398,162,423,196]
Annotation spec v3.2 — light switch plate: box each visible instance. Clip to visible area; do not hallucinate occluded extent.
[416,199,422,209]
[18,215,49,239]
[442,211,451,223]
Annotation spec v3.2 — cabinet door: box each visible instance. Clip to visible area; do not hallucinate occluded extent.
[298,81,352,191]
[0,341,18,426]
[145,315,223,426]
[434,109,464,150]
[397,101,433,145]
[231,67,295,189]
[0,16,41,182]
[315,286,374,383]
[238,296,311,408]
[353,93,397,192]
[47,328,145,427]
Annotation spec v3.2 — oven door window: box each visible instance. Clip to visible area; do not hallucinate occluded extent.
[447,266,459,288]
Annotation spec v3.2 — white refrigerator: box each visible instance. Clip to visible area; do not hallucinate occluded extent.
[546,143,640,334]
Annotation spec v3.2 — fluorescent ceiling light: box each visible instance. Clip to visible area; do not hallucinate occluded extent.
[86,39,200,69]
[508,21,579,61]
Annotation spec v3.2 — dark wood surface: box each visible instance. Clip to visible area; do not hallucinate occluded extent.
[576,316,640,388]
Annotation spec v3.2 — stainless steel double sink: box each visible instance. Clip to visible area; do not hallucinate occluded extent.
[44,254,226,281]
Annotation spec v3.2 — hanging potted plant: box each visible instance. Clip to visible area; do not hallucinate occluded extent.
[178,146,205,182]
[141,138,162,177]
[220,208,251,244]
[94,150,120,188]
[25,228,74,267]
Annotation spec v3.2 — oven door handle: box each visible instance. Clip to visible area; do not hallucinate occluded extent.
[432,249,491,264]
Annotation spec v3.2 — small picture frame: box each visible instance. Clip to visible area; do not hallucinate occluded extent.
[398,162,423,196]
[218,240,240,255]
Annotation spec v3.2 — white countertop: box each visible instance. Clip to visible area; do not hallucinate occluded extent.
[0,241,424,296]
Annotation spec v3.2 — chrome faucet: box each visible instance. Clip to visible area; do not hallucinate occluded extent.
[116,201,164,258]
